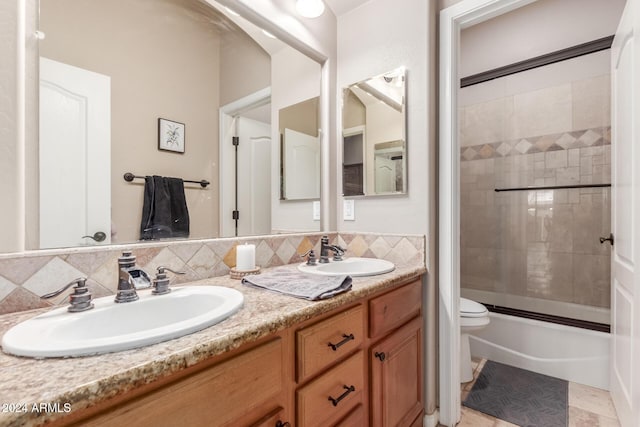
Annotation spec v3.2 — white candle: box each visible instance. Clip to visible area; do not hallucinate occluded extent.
[236,243,256,271]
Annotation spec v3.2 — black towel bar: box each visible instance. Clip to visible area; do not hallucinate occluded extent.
[123,172,210,188]
[494,183,611,192]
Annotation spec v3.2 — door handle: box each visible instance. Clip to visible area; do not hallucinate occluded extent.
[82,231,107,242]
[328,333,355,351]
[328,385,356,407]
[599,233,614,246]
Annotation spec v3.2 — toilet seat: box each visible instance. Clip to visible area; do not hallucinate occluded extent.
[459,297,490,382]
[460,297,488,318]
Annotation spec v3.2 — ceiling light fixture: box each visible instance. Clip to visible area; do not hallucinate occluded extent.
[296,0,325,18]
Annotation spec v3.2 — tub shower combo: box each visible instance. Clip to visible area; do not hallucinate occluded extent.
[459,37,613,389]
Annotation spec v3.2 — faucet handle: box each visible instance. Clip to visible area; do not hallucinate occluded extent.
[332,246,345,261]
[118,251,136,266]
[152,266,186,295]
[300,250,318,266]
[156,266,186,276]
[41,277,94,312]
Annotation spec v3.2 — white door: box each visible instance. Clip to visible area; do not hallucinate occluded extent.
[237,117,271,236]
[39,57,111,249]
[610,1,640,425]
[374,155,396,193]
[283,128,320,199]
[218,88,271,238]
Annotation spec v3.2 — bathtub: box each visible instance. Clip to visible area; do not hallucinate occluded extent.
[469,312,610,389]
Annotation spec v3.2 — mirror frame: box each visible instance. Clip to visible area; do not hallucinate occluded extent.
[341,67,407,198]
[11,0,331,254]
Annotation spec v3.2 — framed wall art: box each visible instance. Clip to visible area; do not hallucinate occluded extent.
[158,118,185,153]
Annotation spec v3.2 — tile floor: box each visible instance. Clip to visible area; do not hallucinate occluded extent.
[454,358,621,427]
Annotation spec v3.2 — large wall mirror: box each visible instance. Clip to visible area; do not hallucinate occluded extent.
[342,68,407,197]
[26,0,322,251]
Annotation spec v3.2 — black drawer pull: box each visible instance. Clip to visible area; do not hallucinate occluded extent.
[275,422,290,427]
[375,351,386,362]
[328,333,355,351]
[328,385,356,407]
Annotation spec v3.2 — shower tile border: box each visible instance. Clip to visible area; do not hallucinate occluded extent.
[461,126,611,161]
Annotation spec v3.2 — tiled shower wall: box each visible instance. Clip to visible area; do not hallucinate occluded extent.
[0,232,425,315]
[460,70,611,320]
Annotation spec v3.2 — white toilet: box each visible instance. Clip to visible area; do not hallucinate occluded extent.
[460,297,490,383]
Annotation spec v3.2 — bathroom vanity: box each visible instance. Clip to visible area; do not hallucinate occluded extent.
[0,263,425,427]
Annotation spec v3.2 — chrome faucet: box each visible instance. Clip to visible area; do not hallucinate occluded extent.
[115,251,151,303]
[319,235,345,263]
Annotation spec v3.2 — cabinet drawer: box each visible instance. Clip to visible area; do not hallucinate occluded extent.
[296,305,364,382]
[297,351,364,427]
[334,404,366,427]
[369,280,421,339]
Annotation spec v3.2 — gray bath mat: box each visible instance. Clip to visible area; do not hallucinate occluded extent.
[463,360,568,427]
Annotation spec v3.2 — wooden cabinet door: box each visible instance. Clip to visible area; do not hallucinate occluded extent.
[370,317,423,427]
[83,338,284,427]
[249,407,288,427]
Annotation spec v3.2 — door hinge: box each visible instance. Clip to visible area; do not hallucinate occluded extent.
[232,136,239,146]
[232,210,240,220]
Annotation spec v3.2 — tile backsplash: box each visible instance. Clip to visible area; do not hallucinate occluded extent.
[0,232,425,315]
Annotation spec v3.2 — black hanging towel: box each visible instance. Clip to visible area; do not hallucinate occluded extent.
[167,177,190,238]
[140,176,190,240]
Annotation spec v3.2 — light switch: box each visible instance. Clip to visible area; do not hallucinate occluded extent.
[343,199,355,221]
[313,201,320,221]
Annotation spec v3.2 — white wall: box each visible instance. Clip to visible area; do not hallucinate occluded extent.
[337,0,431,236]
[228,0,339,230]
[460,0,626,77]
[271,47,322,232]
[337,5,438,420]
[227,0,338,234]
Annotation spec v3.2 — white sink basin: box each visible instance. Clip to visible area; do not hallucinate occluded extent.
[1,286,243,358]
[298,257,395,277]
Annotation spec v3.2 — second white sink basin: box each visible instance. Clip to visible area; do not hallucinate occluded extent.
[1,286,244,358]
[298,257,395,277]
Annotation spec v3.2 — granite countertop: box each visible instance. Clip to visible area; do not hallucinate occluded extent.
[0,262,425,427]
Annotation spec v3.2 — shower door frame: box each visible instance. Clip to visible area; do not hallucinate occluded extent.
[438,0,540,425]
